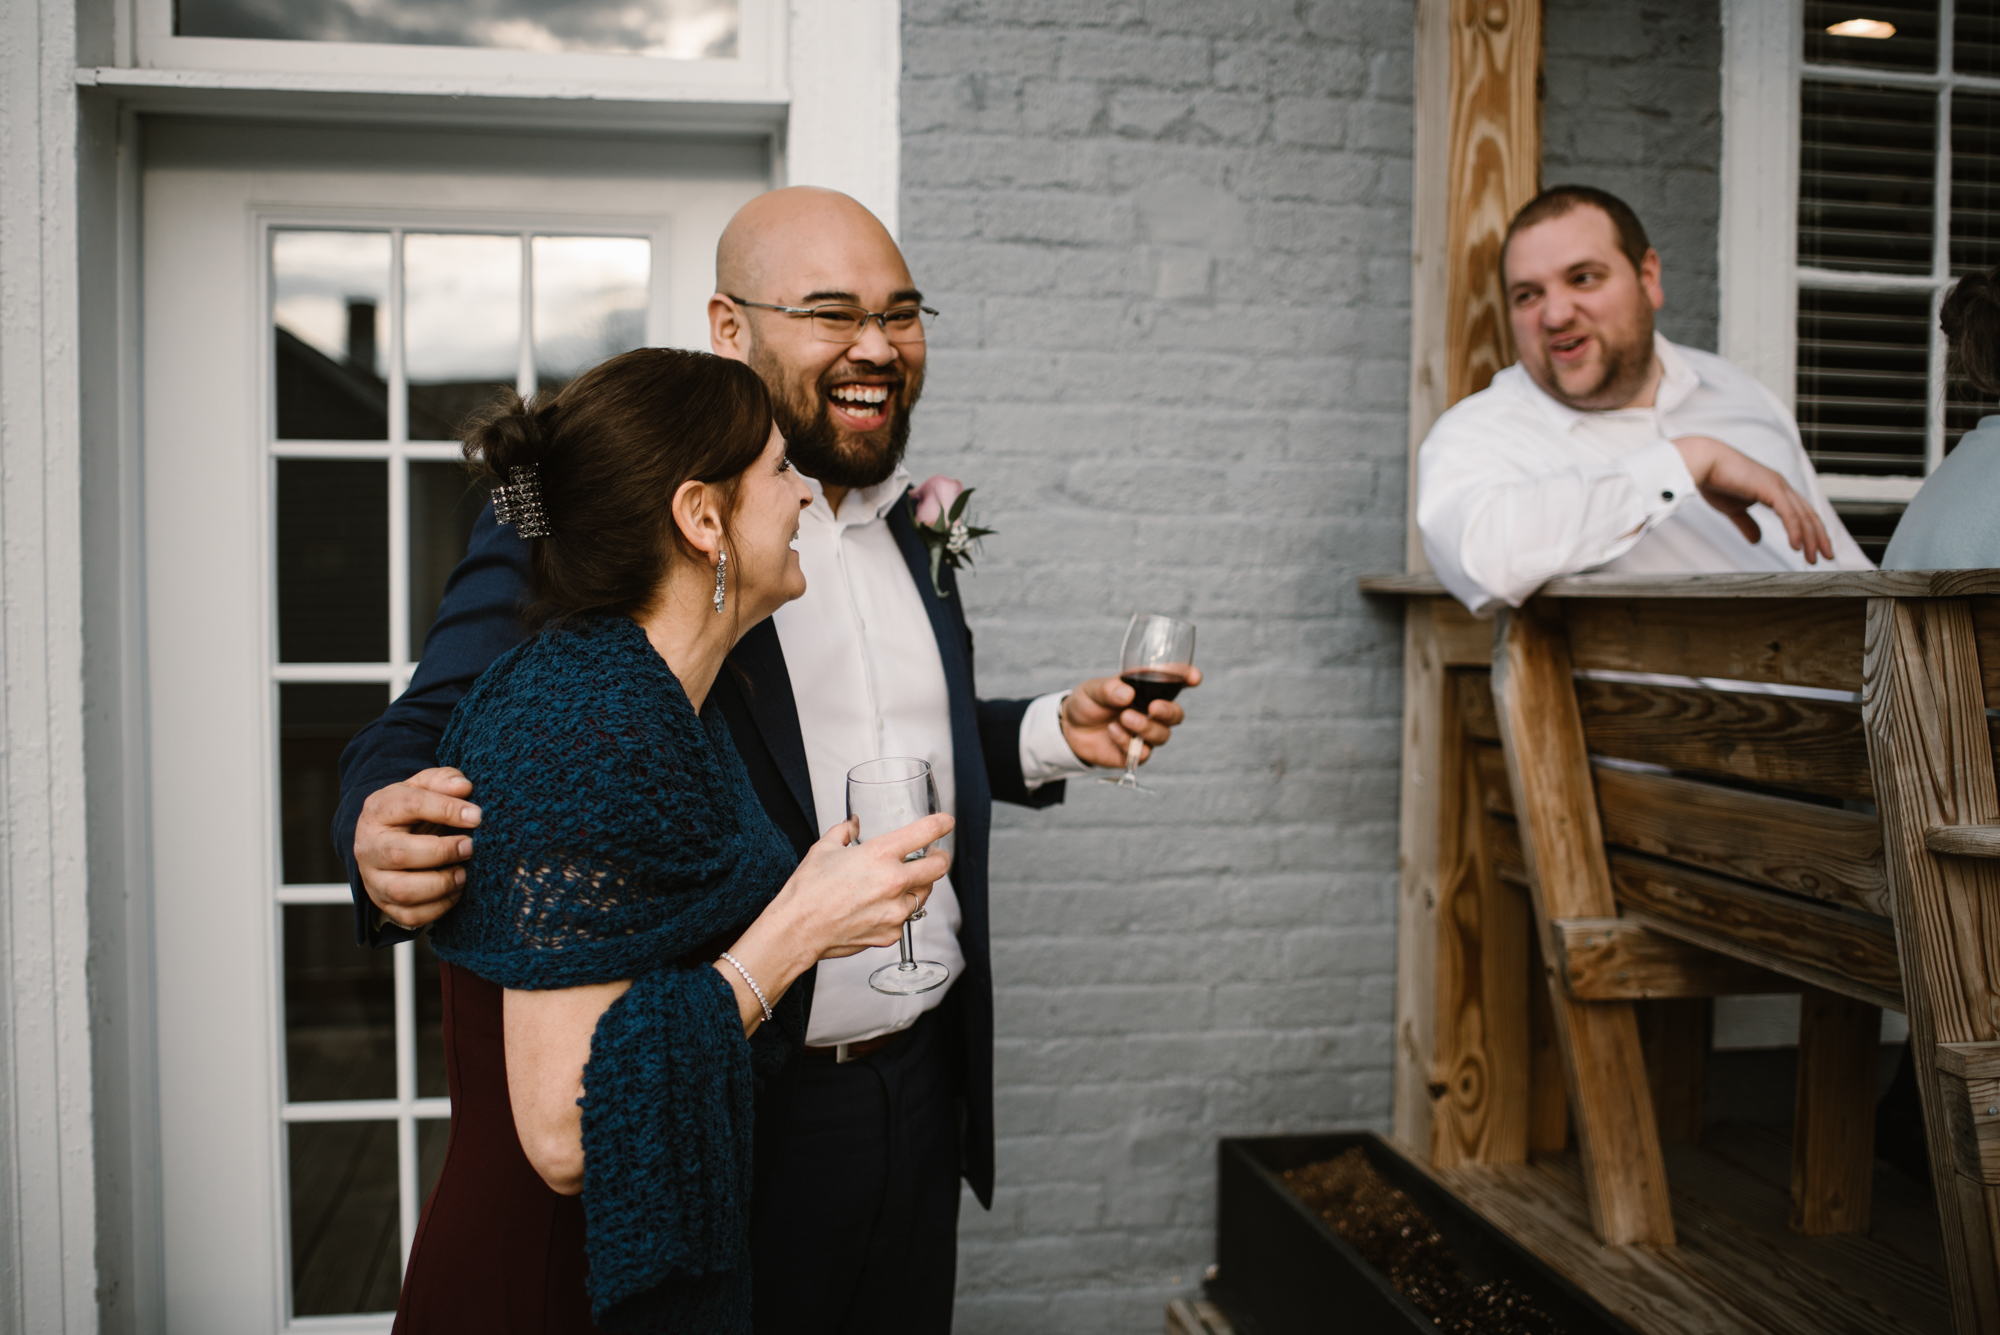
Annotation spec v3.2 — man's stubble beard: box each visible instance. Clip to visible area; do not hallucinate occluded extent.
[751,341,923,491]
[1536,309,1655,412]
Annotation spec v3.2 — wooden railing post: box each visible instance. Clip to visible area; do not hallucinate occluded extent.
[1492,600,1675,1245]
[1863,596,2000,1331]
[1790,986,1880,1235]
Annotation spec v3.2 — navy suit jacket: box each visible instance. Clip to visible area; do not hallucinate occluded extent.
[332,495,1061,1207]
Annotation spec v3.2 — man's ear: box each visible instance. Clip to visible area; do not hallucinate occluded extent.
[709,293,751,364]
[672,479,724,558]
[1639,248,1665,312]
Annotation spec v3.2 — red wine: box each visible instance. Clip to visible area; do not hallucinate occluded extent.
[1121,669,1189,714]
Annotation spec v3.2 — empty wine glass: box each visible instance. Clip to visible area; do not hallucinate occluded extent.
[848,756,951,996]
[1100,613,1197,795]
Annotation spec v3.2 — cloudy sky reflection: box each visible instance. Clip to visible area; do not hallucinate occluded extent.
[180,0,737,60]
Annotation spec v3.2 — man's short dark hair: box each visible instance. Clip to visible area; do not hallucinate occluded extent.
[1502,185,1652,278]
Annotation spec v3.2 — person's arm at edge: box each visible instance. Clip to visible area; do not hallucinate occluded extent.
[333,502,533,948]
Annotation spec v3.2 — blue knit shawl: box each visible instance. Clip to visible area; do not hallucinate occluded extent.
[431,613,802,1333]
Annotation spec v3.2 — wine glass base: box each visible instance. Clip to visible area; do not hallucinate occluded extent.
[1098,774,1159,795]
[869,959,951,995]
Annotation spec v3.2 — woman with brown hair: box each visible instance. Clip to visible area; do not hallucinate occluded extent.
[391,347,952,1334]
[1884,267,2000,568]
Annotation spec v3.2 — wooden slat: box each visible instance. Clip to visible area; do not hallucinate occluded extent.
[1166,1298,1234,1335]
[1358,570,2000,600]
[1578,678,1873,802]
[1494,602,1675,1245]
[1609,853,1903,1013]
[1792,987,1882,1236]
[1432,682,1531,1169]
[1926,824,2000,859]
[1939,1043,2000,1081]
[1405,0,1449,572]
[1454,668,1499,741]
[1565,598,1863,692]
[1432,597,1492,667]
[1392,600,1453,1158]
[1526,928,1569,1154]
[1865,595,2000,1330]
[1551,917,1797,1001]
[1970,596,2000,710]
[1595,765,1889,916]
[1936,1066,2000,1186]
[1640,999,1709,1145]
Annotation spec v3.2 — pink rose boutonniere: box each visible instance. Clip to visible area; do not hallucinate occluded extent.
[910,475,996,597]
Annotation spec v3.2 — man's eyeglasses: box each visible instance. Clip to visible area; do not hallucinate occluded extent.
[728,295,937,345]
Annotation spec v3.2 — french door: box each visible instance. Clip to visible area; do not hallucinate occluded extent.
[141,117,765,1333]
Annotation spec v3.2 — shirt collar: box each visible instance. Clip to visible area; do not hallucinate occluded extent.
[802,463,913,529]
[1516,331,1692,430]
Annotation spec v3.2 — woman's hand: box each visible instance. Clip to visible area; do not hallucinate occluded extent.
[710,813,955,1035]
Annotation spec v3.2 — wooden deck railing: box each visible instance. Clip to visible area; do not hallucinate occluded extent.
[1365,569,2000,1335]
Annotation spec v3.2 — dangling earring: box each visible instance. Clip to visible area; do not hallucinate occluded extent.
[713,548,728,614]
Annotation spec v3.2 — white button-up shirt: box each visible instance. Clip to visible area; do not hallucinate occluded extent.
[1417,334,1872,615]
[774,466,1085,1046]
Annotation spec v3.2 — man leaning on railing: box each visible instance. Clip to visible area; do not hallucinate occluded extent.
[1417,185,1875,616]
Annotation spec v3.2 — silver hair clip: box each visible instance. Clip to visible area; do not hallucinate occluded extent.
[491,465,551,538]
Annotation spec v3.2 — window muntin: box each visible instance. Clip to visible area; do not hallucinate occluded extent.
[270,224,651,1319]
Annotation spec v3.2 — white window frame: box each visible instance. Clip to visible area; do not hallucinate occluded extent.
[1721,0,1997,507]
[133,0,785,101]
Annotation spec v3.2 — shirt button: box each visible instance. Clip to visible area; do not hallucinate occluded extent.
[1661,490,1675,501]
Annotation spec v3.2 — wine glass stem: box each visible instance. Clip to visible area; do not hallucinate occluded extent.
[1124,734,1143,785]
[899,921,917,971]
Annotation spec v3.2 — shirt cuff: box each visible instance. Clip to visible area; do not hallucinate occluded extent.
[1622,437,1699,520]
[1020,691,1093,791]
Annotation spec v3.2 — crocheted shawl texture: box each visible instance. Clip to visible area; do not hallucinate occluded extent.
[431,613,801,1333]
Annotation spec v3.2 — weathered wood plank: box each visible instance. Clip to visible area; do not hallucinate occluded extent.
[1433,597,1492,667]
[1970,596,2000,710]
[1939,1043,2000,1081]
[1564,598,1864,692]
[1474,740,1510,812]
[1609,853,1903,1012]
[1937,1066,2000,1186]
[1494,602,1675,1245]
[1792,987,1881,1236]
[1578,679,1874,802]
[1526,928,1569,1154]
[1551,916,1796,1000]
[1405,0,1450,571]
[1926,824,2000,859]
[1595,765,1889,916]
[1640,998,1708,1145]
[1392,600,1453,1159]
[1864,595,2000,1330]
[1455,668,1499,741]
[1357,569,2000,600]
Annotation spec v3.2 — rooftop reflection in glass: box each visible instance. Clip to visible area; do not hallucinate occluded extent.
[177,0,739,60]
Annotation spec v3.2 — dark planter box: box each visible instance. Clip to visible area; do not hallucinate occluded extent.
[1209,1132,1640,1335]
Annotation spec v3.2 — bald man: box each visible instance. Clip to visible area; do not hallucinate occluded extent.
[332,188,1197,1331]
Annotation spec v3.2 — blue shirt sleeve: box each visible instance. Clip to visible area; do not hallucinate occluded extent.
[333,502,532,947]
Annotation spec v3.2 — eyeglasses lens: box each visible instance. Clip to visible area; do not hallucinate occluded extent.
[810,307,928,345]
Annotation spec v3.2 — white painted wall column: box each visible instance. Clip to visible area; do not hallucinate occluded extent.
[0,0,102,1330]
[1718,0,1803,406]
[784,0,901,236]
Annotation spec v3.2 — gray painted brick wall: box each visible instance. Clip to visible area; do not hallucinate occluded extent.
[1542,0,1723,351]
[899,1,1412,1329]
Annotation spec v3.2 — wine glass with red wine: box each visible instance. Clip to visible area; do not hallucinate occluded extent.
[1100,613,1196,795]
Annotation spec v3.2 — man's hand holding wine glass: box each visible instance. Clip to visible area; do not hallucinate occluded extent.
[1059,651,1202,772]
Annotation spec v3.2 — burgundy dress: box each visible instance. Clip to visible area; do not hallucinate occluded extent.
[394,961,607,1334]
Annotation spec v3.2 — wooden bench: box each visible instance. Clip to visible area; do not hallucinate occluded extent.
[1367,569,2000,1335]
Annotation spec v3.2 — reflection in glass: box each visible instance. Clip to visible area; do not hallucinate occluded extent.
[274,232,391,440]
[406,233,520,440]
[282,684,391,884]
[289,1120,401,1316]
[179,0,739,59]
[1804,1,1937,72]
[409,462,495,656]
[533,236,650,395]
[1798,82,1935,276]
[279,460,389,663]
[284,903,396,1102]
[416,934,447,1098]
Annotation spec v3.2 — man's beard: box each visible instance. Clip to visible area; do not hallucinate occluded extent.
[1540,316,1654,411]
[754,346,921,490]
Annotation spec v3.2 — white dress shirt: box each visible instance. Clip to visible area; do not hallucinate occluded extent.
[1417,334,1872,615]
[774,465,1088,1046]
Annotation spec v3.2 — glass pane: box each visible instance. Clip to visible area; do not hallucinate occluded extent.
[1799,81,1935,275]
[274,232,390,441]
[416,934,447,1098]
[533,236,651,395]
[178,0,739,59]
[284,903,396,1101]
[279,460,390,663]
[1796,286,1933,476]
[406,234,521,441]
[1954,92,2000,278]
[1958,0,2000,76]
[1806,1,1939,72]
[288,1120,401,1317]
[408,462,494,658]
[282,682,391,885]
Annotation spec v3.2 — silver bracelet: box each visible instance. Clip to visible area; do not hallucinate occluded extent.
[718,951,774,1024]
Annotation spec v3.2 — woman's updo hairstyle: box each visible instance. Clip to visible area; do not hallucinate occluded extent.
[463,347,774,627]
[1942,266,2000,395]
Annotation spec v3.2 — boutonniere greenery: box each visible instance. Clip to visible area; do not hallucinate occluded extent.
[910,475,996,597]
